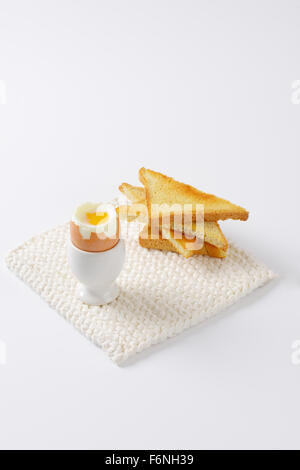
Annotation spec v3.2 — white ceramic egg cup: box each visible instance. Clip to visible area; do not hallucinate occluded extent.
[68,240,125,306]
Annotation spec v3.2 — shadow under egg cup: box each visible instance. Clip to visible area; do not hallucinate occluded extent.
[68,240,126,306]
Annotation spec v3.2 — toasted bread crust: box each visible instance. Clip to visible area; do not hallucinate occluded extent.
[139,168,249,222]
[205,243,227,259]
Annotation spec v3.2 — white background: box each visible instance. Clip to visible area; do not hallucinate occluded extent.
[0,0,300,450]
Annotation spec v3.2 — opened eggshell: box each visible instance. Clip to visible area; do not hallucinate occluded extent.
[70,220,120,253]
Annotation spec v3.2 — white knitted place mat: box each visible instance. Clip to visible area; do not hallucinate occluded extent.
[6,223,275,364]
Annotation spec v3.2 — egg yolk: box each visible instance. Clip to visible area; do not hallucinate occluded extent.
[86,212,109,226]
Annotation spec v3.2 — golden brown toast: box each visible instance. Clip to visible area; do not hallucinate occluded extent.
[139,226,227,259]
[119,183,145,203]
[139,226,179,255]
[160,227,207,258]
[119,183,228,250]
[139,168,249,222]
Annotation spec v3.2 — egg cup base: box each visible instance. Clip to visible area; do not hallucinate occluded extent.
[77,282,119,306]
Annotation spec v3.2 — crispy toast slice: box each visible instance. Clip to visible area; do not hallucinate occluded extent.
[119,183,228,250]
[119,183,145,203]
[139,226,179,255]
[139,226,227,259]
[139,168,249,222]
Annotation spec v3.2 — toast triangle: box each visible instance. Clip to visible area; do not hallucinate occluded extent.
[139,168,249,222]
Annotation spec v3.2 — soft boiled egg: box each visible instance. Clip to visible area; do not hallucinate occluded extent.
[70,202,120,252]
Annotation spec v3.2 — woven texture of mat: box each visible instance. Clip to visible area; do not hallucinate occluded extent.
[5,223,275,364]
